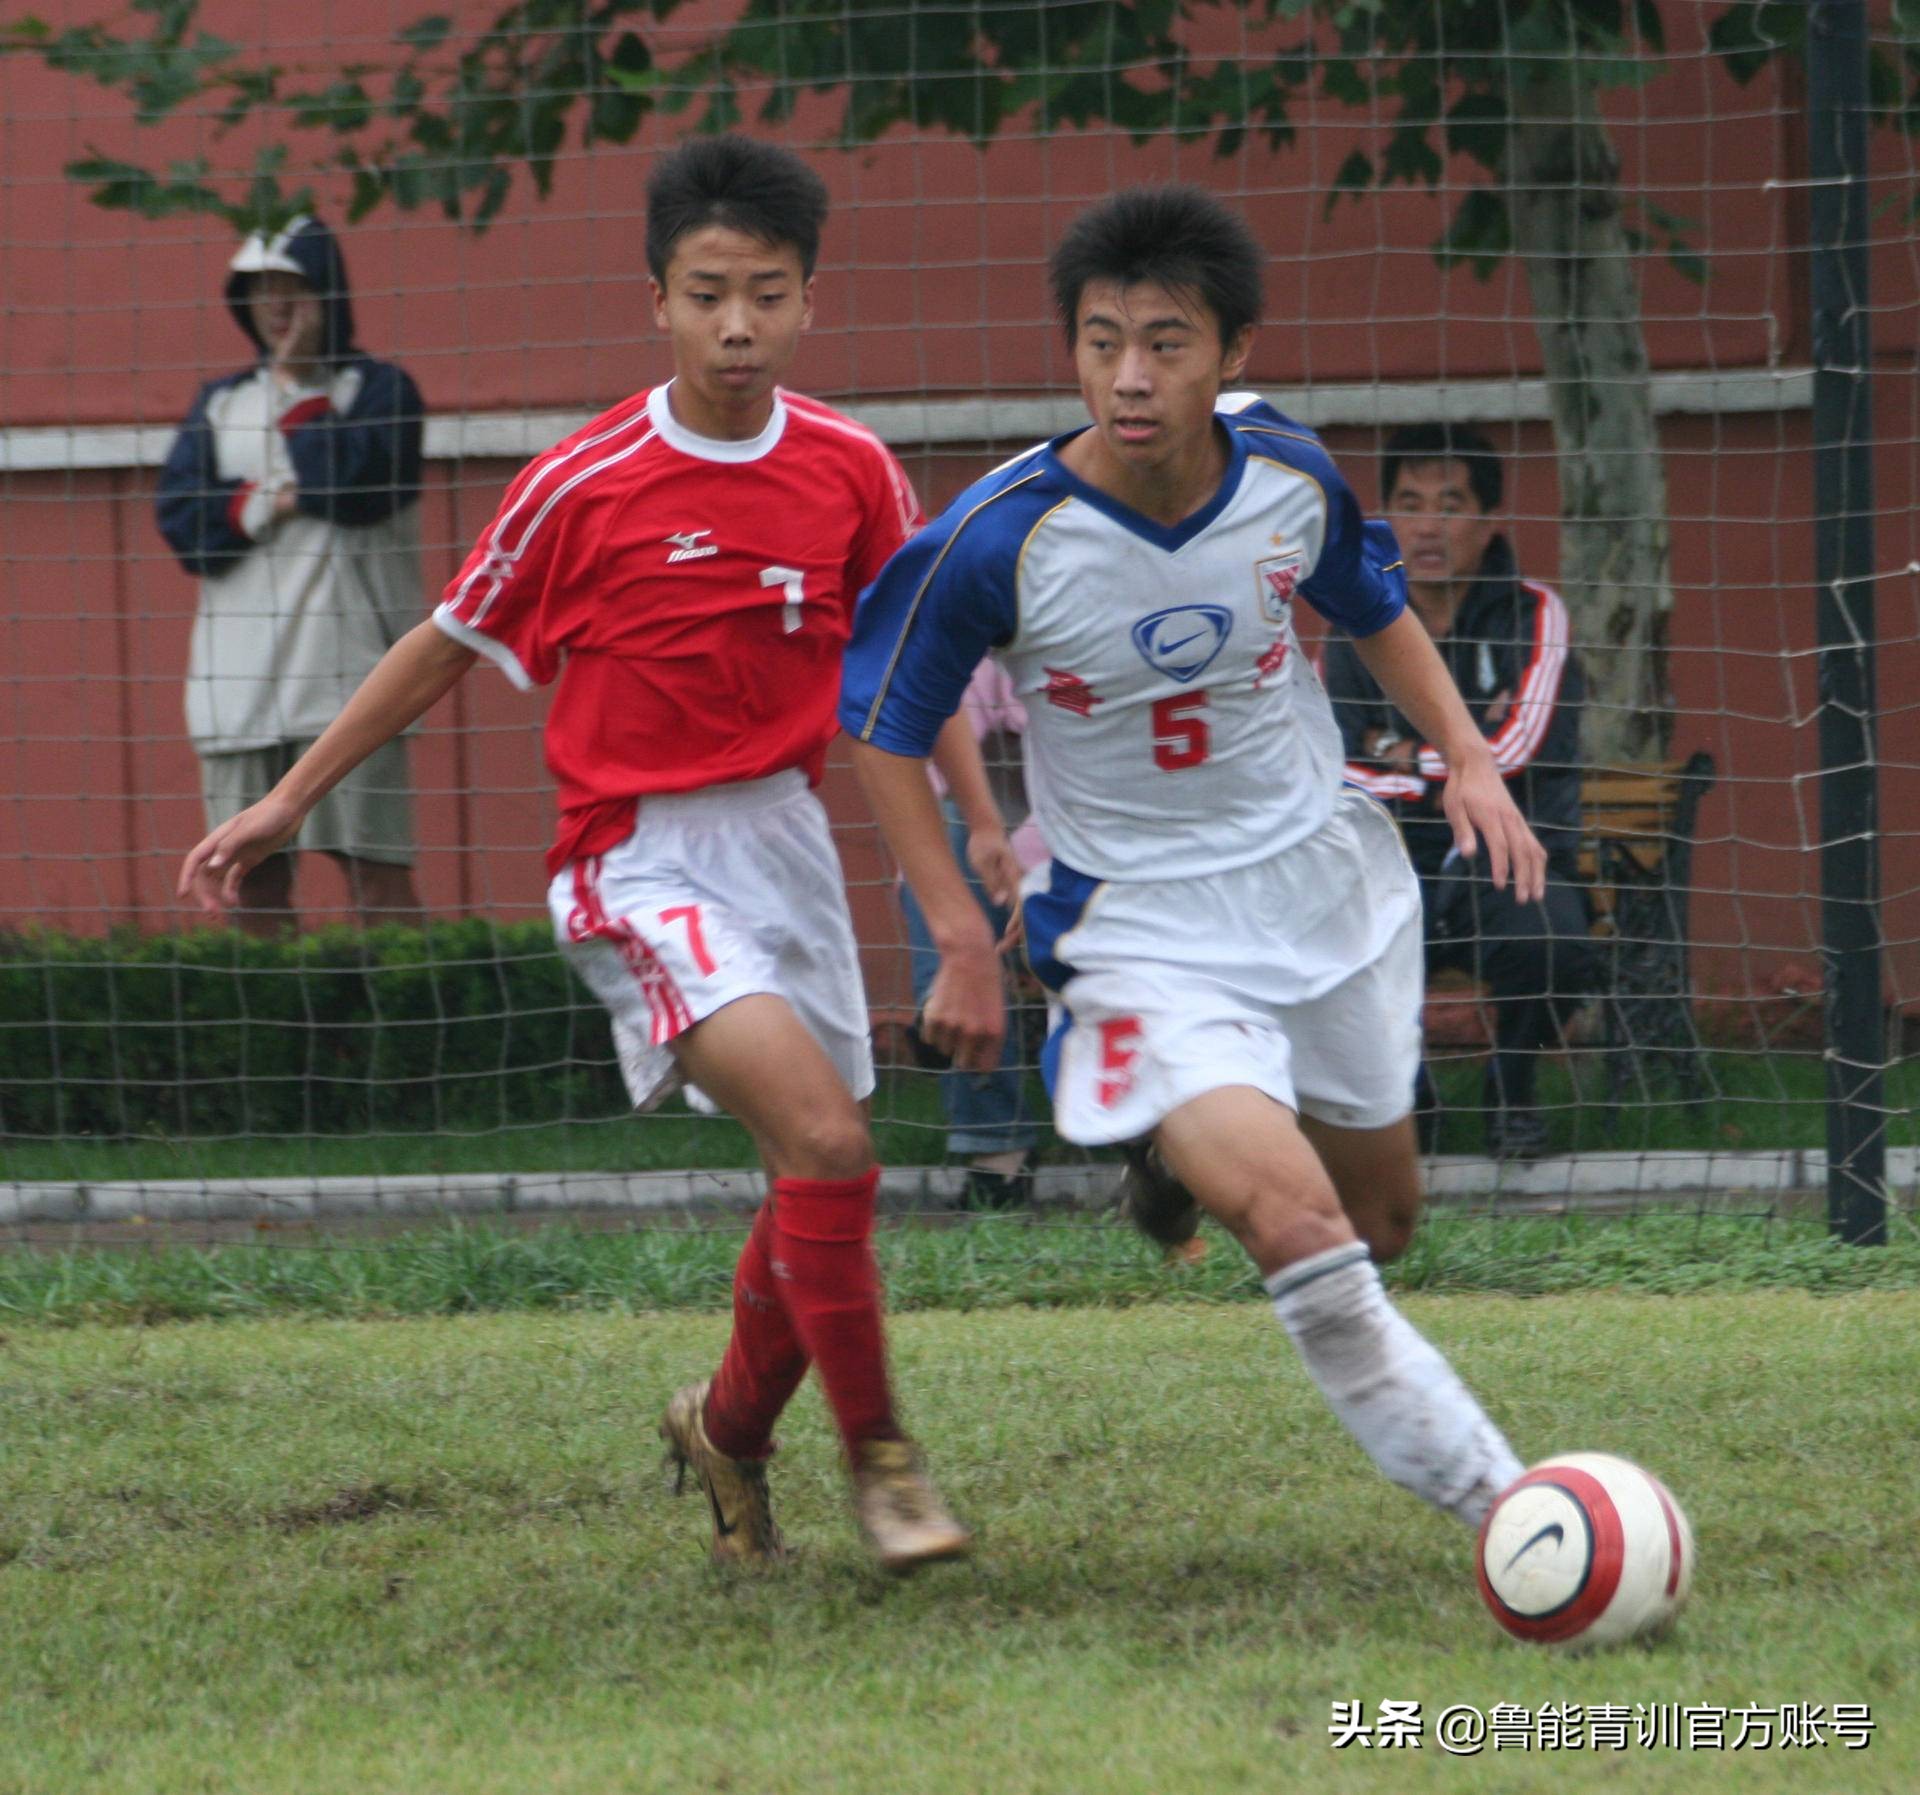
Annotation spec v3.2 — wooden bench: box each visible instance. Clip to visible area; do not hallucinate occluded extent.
[1423,751,1717,1105]
[1580,751,1717,1105]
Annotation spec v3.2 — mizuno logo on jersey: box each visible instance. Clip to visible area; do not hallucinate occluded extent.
[664,529,719,563]
[1130,605,1232,684]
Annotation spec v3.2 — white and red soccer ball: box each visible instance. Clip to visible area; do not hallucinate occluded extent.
[1477,1453,1695,1649]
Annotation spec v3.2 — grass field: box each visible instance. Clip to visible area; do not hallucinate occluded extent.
[3,1047,1915,1184]
[2,1282,1916,1792]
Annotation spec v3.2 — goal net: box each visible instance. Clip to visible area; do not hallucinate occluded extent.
[0,0,1914,1244]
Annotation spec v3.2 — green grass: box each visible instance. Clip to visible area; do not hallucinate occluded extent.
[1,1296,1914,1792]
[2,1050,1914,1185]
[2,1212,1918,1327]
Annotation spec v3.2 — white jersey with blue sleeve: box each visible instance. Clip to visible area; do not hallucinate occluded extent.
[840,394,1408,883]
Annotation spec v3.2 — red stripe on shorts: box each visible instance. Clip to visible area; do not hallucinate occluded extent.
[571,859,693,1044]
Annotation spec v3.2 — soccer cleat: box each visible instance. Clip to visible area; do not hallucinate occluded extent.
[851,1438,973,1572]
[658,1380,786,1564]
[1487,1109,1550,1162]
[959,1155,1035,1212]
[1117,1137,1203,1258]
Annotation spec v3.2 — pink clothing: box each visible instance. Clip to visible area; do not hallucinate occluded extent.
[929,660,1048,871]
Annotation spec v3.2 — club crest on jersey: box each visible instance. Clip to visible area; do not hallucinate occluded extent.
[1256,549,1305,623]
[1130,605,1232,684]
[664,529,719,563]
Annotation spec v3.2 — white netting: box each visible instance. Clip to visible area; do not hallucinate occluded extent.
[0,0,1913,1236]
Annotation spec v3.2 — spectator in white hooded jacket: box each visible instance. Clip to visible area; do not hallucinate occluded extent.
[156,214,426,934]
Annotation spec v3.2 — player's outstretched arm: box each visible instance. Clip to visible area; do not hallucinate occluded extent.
[1350,609,1547,903]
[848,737,1006,1072]
[929,714,1021,916]
[178,620,476,918]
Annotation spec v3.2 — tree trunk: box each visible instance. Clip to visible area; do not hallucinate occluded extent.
[1508,73,1674,765]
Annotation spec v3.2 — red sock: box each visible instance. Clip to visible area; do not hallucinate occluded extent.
[704,1204,810,1461]
[768,1170,900,1457]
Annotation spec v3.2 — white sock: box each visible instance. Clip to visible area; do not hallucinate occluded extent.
[1266,1244,1524,1528]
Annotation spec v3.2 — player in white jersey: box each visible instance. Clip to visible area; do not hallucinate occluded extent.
[842,186,1544,1532]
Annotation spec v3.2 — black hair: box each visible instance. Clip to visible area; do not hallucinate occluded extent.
[645,135,830,281]
[1381,423,1503,513]
[1048,185,1263,347]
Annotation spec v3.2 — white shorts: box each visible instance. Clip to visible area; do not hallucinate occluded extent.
[1024,789,1425,1144]
[551,770,875,1112]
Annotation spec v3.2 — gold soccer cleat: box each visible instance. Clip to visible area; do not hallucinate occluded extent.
[851,1438,973,1573]
[659,1380,787,1564]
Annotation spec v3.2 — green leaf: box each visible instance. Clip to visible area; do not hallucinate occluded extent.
[65,152,224,220]
[1319,58,1371,108]
[1323,147,1373,220]
[1433,186,1512,278]
[288,79,373,132]
[1445,90,1509,176]
[1709,2,1803,86]
[1380,125,1443,189]
[396,14,454,52]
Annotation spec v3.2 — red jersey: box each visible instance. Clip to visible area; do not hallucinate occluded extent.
[434,383,921,873]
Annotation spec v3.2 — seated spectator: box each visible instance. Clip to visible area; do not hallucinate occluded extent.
[1322,425,1600,1159]
[898,660,1049,1208]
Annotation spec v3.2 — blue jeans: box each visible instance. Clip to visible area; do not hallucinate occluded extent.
[898,803,1043,1158]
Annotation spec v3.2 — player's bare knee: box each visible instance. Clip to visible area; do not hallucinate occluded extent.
[1196,1168,1349,1277]
[778,1108,873,1182]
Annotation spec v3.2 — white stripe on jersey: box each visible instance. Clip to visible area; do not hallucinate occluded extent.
[1415,579,1568,780]
[449,407,656,625]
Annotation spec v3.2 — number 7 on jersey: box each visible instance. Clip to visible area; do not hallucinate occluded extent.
[761,565,806,634]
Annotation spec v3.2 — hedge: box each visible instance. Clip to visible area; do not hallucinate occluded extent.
[0,922,630,1140]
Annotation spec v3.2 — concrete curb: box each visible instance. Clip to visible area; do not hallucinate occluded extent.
[3,1146,1912,1229]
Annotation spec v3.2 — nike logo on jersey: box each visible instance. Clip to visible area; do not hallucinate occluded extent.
[1131,604,1232,683]
[664,529,719,563]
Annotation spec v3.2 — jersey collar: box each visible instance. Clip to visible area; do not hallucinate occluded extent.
[647,381,788,462]
[1039,418,1248,553]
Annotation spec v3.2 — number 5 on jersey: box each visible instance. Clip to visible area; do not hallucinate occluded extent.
[1151,691,1210,771]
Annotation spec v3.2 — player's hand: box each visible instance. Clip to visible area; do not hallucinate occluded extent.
[1441,749,1547,904]
[920,938,1006,1073]
[178,794,305,917]
[964,822,1021,909]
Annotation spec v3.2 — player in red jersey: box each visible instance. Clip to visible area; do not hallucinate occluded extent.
[179,136,1007,1572]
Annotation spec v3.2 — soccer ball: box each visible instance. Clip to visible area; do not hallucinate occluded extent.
[1476,1453,1695,1649]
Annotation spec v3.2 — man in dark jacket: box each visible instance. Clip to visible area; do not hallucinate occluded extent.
[156,214,425,934]
[1322,425,1599,1158]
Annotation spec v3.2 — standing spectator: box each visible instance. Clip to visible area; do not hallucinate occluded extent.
[157,215,425,935]
[1323,425,1599,1159]
[898,659,1048,1208]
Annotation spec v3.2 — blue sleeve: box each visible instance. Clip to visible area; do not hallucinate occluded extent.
[285,359,425,528]
[839,503,1021,758]
[153,381,252,576]
[1300,477,1408,639]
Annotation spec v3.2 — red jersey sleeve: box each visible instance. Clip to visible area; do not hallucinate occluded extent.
[845,440,923,596]
[432,432,593,689]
